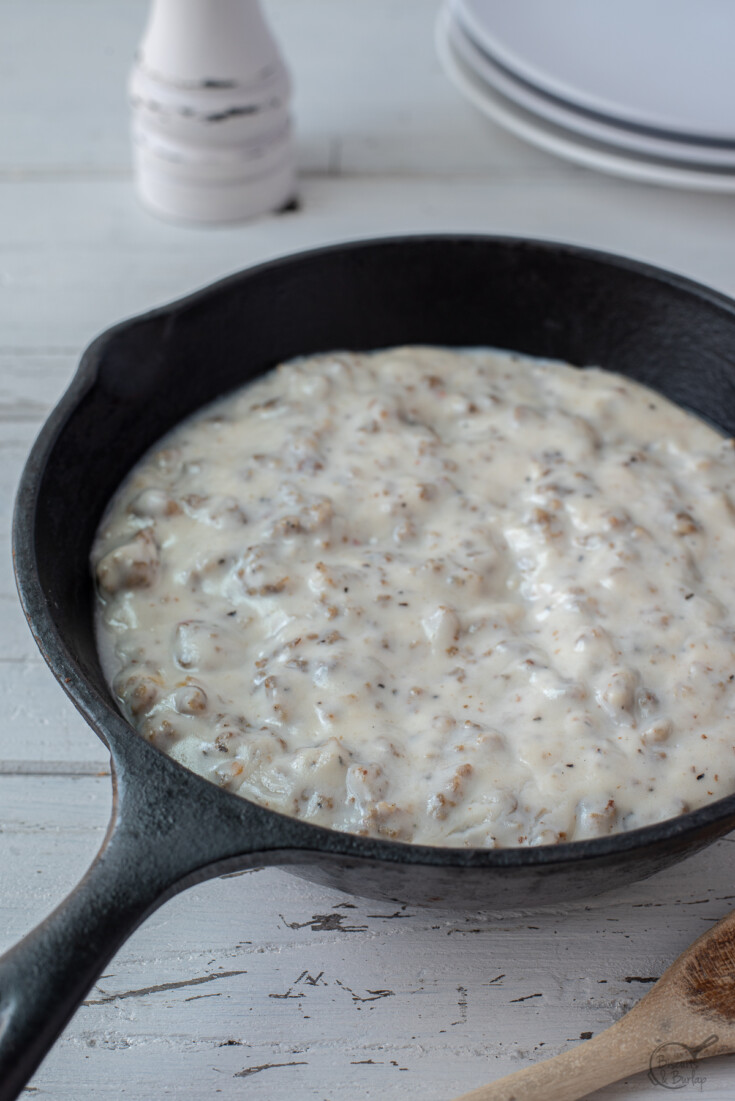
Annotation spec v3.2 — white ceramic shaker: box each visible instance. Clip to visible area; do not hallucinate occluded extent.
[129,0,296,223]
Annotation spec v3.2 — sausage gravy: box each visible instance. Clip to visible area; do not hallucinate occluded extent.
[92,347,735,847]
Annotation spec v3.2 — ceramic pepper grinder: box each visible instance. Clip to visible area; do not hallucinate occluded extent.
[129,0,296,223]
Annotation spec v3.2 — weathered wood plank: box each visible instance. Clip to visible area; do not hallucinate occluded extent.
[1,776,735,1098]
[0,657,110,764]
[4,0,735,1097]
[2,175,735,356]
[0,354,74,419]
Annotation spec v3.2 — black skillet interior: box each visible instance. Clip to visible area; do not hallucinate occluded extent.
[16,235,735,914]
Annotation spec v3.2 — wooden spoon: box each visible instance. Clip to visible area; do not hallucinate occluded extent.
[452,907,735,1100]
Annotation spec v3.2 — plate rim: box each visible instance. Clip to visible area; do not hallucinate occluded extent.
[448,5,735,166]
[436,6,735,194]
[454,0,735,144]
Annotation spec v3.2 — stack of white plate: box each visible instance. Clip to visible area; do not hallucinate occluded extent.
[437,0,735,191]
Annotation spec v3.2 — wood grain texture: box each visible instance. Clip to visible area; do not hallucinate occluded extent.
[452,905,735,1100]
[2,1,735,1098]
[4,776,735,1098]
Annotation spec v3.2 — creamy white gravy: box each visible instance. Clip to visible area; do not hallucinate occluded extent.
[92,346,735,847]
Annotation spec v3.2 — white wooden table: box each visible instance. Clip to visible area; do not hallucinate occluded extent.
[3,3,735,1098]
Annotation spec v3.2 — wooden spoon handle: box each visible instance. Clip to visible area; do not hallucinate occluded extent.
[451,1015,651,1101]
[453,904,735,1101]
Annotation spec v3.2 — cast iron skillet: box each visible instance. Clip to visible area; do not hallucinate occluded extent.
[3,235,735,1098]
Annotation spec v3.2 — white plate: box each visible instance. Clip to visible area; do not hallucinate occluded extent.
[447,10,735,169]
[435,6,735,193]
[455,0,735,143]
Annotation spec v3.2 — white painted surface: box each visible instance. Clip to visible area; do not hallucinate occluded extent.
[2,2,735,1098]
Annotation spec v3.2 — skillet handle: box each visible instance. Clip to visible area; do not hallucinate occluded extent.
[0,821,180,1100]
[0,737,307,1101]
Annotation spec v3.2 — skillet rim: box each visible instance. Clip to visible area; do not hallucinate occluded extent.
[13,231,735,872]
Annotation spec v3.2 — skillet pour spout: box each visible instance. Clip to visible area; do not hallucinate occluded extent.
[5,235,735,1098]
